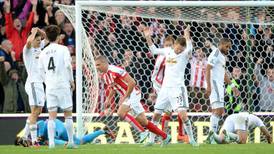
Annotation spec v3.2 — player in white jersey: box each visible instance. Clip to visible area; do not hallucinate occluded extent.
[22,27,47,146]
[150,35,189,143]
[38,25,75,149]
[205,39,240,143]
[208,112,272,144]
[143,25,198,146]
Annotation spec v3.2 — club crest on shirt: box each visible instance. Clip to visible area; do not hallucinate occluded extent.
[166,58,177,64]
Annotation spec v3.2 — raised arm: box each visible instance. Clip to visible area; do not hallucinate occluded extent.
[143,27,166,55]
[254,58,264,82]
[26,28,38,49]
[4,0,14,38]
[24,0,37,34]
[184,25,191,41]
[183,25,193,54]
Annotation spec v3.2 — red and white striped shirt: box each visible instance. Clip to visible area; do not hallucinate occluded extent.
[102,65,138,96]
[190,57,207,89]
[151,55,165,86]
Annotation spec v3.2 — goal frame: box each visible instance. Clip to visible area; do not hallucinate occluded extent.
[75,0,274,138]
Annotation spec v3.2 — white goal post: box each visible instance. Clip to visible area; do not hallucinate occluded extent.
[56,1,274,143]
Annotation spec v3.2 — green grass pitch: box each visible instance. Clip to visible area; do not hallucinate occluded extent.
[0,144,273,154]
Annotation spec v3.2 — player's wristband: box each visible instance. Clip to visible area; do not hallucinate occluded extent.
[230,83,236,88]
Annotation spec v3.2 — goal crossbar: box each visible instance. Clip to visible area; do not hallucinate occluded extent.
[76,1,274,7]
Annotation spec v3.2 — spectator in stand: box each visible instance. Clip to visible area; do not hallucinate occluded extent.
[254,58,274,112]
[60,0,74,5]
[62,21,75,54]
[3,0,37,61]
[0,56,29,113]
[0,39,16,68]
[189,47,208,112]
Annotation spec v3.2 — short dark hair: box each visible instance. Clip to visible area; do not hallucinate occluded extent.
[95,55,108,63]
[45,25,61,42]
[219,38,231,46]
[175,36,186,47]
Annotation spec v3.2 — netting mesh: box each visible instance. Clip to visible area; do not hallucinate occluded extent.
[57,3,274,144]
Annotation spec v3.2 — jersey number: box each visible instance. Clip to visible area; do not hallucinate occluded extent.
[48,57,56,71]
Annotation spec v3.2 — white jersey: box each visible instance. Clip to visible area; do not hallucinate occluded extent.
[38,43,73,90]
[23,40,45,83]
[207,46,226,87]
[149,40,192,88]
[207,46,226,104]
[247,114,265,130]
[223,113,265,133]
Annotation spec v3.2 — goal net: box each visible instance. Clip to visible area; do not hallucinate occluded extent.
[57,1,274,144]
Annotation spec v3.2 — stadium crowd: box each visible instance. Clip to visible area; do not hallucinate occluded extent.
[0,0,273,114]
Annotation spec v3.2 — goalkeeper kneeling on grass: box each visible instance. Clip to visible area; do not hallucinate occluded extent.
[15,119,115,147]
[207,112,272,144]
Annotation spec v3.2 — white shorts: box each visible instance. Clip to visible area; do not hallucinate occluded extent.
[155,86,189,113]
[210,80,224,109]
[123,89,144,117]
[223,113,249,133]
[46,88,73,110]
[25,82,45,107]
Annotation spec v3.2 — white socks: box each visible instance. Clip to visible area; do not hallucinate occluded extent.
[212,132,222,143]
[65,117,74,144]
[29,124,38,144]
[184,119,195,142]
[48,119,56,147]
[149,120,159,143]
[23,119,30,139]
[210,114,221,133]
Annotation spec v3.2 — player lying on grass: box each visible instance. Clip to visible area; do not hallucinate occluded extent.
[15,119,115,147]
[207,112,272,144]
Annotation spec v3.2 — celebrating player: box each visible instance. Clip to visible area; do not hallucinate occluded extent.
[15,119,115,147]
[207,112,272,144]
[22,27,47,146]
[95,55,171,147]
[205,39,240,143]
[143,25,198,147]
[150,34,188,143]
[38,25,75,149]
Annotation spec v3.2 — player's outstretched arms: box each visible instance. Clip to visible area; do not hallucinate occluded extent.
[141,27,166,55]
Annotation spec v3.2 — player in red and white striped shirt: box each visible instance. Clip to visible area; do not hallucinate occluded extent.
[95,55,171,146]
[151,35,189,143]
[190,48,207,89]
